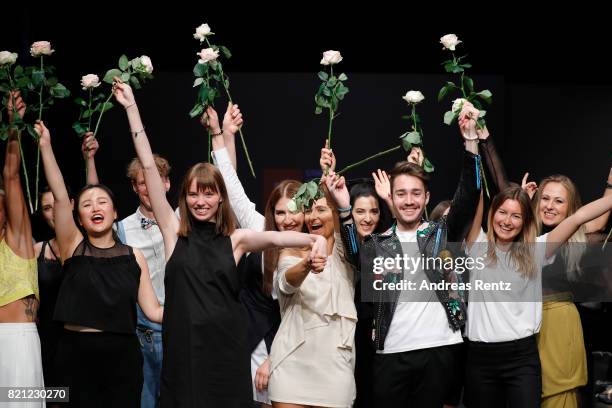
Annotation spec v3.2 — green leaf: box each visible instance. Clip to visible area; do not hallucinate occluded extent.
[405,131,422,145]
[315,106,323,115]
[318,71,329,81]
[0,84,10,93]
[50,83,70,98]
[83,109,93,119]
[46,77,58,87]
[223,79,229,88]
[72,122,88,136]
[189,104,204,118]
[129,76,141,89]
[336,85,349,98]
[306,181,318,198]
[315,95,330,108]
[438,82,455,102]
[197,86,210,104]
[338,73,348,81]
[451,65,464,74]
[193,78,204,87]
[461,63,472,69]
[103,69,122,84]
[297,183,307,196]
[399,133,413,152]
[16,77,30,88]
[476,89,493,104]
[119,55,129,71]
[322,87,331,97]
[219,46,232,59]
[327,76,337,87]
[14,66,23,77]
[32,69,45,87]
[478,110,487,118]
[120,72,130,83]
[423,158,435,173]
[443,62,455,73]
[443,110,457,125]
[193,63,206,77]
[464,76,474,93]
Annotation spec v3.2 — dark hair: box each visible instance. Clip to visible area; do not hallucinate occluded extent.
[430,200,452,222]
[347,178,392,233]
[263,180,304,295]
[75,184,120,241]
[389,161,430,192]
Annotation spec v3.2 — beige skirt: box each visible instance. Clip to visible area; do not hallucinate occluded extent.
[269,316,356,407]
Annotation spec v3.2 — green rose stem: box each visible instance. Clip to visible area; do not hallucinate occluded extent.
[204,37,255,178]
[84,88,93,183]
[327,65,334,150]
[34,56,44,211]
[336,145,402,176]
[6,69,34,213]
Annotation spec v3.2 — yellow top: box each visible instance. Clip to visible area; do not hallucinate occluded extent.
[0,239,39,307]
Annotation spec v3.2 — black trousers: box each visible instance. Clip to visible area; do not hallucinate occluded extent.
[55,329,143,408]
[372,344,456,408]
[465,335,541,408]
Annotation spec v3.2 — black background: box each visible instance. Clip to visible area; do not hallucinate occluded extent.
[2,5,611,239]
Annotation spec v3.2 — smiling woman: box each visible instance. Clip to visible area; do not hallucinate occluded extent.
[36,119,164,406]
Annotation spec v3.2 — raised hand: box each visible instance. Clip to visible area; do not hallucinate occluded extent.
[521,172,538,199]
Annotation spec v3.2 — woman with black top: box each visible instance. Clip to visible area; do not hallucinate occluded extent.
[113,78,328,408]
[35,134,99,399]
[35,120,163,407]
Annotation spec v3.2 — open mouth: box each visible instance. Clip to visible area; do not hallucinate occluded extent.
[498,225,513,233]
[194,208,209,216]
[310,223,323,232]
[92,214,104,225]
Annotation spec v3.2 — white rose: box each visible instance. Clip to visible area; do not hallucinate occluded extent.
[320,50,343,66]
[140,55,153,74]
[197,48,219,64]
[80,74,101,90]
[452,98,466,113]
[193,23,213,41]
[0,51,18,66]
[30,41,54,57]
[440,34,461,51]
[402,90,425,104]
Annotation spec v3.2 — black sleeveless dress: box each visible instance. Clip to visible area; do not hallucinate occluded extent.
[36,240,64,387]
[160,221,251,408]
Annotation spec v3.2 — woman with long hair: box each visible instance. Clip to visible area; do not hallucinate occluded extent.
[113,79,328,407]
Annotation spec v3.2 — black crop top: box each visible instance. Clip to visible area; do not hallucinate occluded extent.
[54,239,141,333]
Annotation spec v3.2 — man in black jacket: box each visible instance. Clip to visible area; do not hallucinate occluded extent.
[325,103,482,407]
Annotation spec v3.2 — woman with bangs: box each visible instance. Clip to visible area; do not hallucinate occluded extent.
[113,80,328,408]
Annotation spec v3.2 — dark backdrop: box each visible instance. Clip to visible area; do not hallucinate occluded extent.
[2,7,611,240]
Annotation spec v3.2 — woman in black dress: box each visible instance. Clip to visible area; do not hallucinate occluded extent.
[113,79,329,408]
[36,121,164,407]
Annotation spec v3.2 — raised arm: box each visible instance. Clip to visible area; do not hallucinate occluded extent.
[3,92,34,258]
[547,194,612,258]
[477,124,511,192]
[324,171,361,269]
[465,191,484,249]
[445,103,482,243]
[135,248,164,323]
[36,121,82,261]
[585,166,612,233]
[82,132,100,185]
[207,106,265,230]
[113,79,179,257]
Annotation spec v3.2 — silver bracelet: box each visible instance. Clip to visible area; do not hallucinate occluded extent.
[125,102,136,110]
